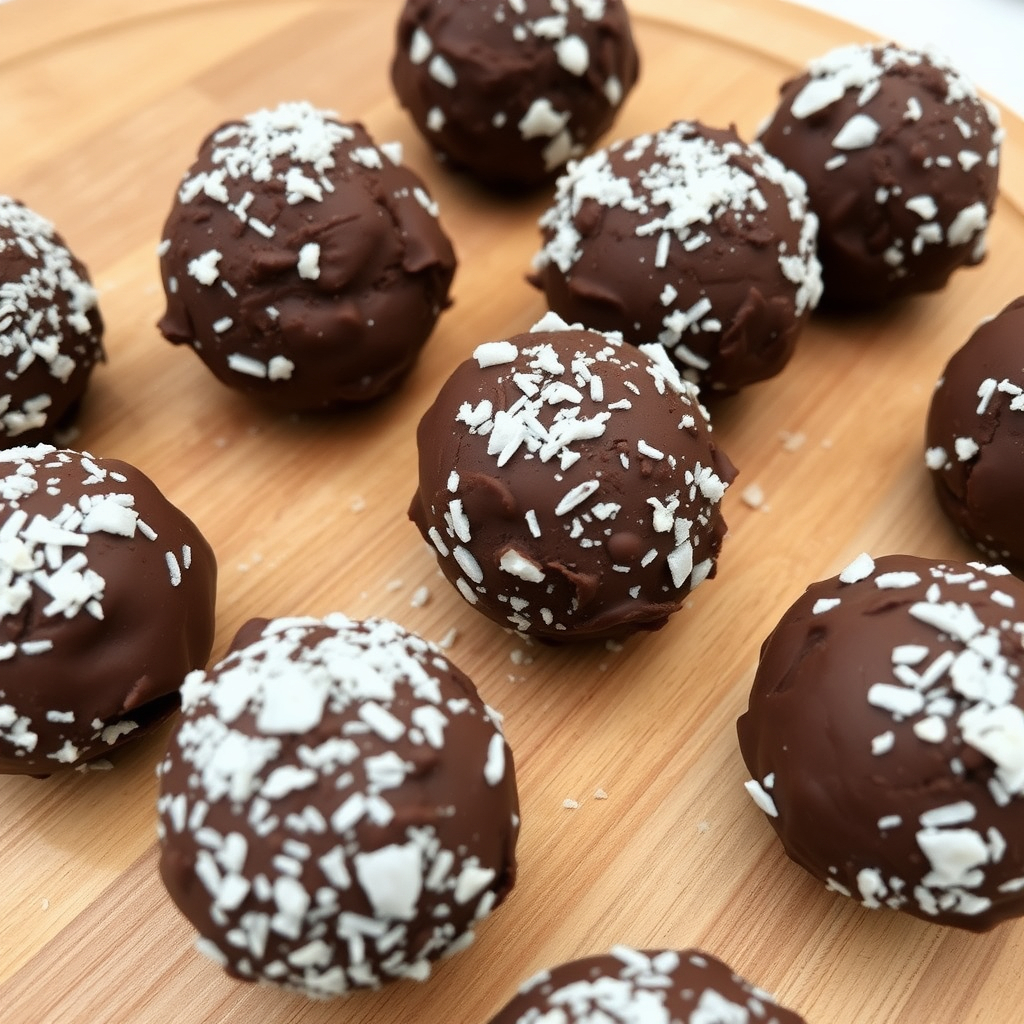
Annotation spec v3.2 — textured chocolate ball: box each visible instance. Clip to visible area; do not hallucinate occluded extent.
[158,101,456,411]
[487,946,806,1023]
[738,553,1024,931]
[409,314,736,642]
[157,613,519,998]
[0,444,216,775]
[757,42,1002,308]
[390,0,639,190]
[926,297,1024,571]
[0,196,104,444]
[530,121,822,394]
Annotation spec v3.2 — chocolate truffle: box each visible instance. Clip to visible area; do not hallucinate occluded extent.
[926,297,1024,571]
[0,196,104,443]
[0,444,216,775]
[487,946,806,1023]
[409,314,736,642]
[530,121,822,394]
[157,613,519,997]
[738,553,1024,931]
[157,101,456,411]
[757,42,1002,307]
[390,0,639,190]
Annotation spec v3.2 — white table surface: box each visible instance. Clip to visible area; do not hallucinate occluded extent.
[782,0,1024,118]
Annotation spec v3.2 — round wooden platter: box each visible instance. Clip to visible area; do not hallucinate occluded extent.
[2,1,1023,1022]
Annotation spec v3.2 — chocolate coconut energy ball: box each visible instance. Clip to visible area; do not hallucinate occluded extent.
[158,101,456,411]
[926,297,1024,571]
[738,553,1024,931]
[157,613,519,998]
[530,121,822,394]
[487,947,806,1023]
[757,42,1002,307]
[0,445,216,775]
[409,314,736,642]
[0,196,104,444]
[391,0,639,190]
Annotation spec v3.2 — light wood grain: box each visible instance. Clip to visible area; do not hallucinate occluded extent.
[1,2,1023,1022]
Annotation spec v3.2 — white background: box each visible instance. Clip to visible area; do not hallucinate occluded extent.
[782,0,1024,117]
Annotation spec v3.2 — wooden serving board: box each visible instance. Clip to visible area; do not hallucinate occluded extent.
[2,1,1023,1021]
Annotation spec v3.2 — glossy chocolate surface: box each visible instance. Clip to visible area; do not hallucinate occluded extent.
[531,121,822,393]
[758,43,1002,307]
[739,553,1024,930]
[0,196,104,444]
[487,947,806,1023]
[391,0,639,189]
[410,316,736,641]
[0,444,216,775]
[926,296,1024,571]
[158,102,456,411]
[158,613,519,997]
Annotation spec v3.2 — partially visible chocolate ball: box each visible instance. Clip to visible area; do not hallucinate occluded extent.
[390,0,639,190]
[409,314,736,642]
[487,947,806,1023]
[0,444,216,775]
[157,613,519,997]
[0,196,104,444]
[530,121,822,394]
[926,297,1024,571]
[758,42,1002,307]
[158,101,456,411]
[739,553,1024,931]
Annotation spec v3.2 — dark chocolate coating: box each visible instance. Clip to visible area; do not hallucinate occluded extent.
[0,196,104,445]
[158,102,456,411]
[758,43,1002,308]
[157,613,520,998]
[409,316,736,641]
[390,0,639,190]
[926,297,1024,571]
[487,947,806,1023]
[738,553,1024,931]
[530,121,822,394]
[0,444,216,775]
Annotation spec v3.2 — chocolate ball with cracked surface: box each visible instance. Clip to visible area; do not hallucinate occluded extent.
[409,314,736,642]
[487,946,806,1023]
[0,196,104,444]
[157,613,519,998]
[390,0,639,190]
[738,552,1024,931]
[926,296,1024,571]
[0,444,216,775]
[757,42,1002,307]
[158,101,456,411]
[530,120,822,394]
